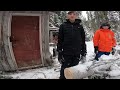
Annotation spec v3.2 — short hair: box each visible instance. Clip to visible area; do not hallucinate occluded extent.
[100,23,111,29]
[67,11,77,15]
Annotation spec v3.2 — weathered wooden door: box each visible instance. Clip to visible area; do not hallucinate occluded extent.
[11,16,41,68]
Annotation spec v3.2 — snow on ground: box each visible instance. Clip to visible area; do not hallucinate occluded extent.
[99,55,115,61]
[108,70,120,77]
[3,60,60,79]
[3,57,61,79]
[2,41,120,79]
[115,45,120,50]
[85,41,96,62]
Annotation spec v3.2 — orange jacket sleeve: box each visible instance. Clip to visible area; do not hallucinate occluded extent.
[93,30,100,47]
[112,31,116,47]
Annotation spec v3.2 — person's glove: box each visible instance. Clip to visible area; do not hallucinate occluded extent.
[94,46,98,54]
[58,50,64,64]
[112,47,116,55]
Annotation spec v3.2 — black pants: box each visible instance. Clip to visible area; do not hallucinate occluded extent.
[60,54,80,79]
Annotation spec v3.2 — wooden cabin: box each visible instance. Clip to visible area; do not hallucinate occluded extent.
[0,11,52,71]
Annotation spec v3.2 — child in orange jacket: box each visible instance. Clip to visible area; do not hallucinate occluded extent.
[93,23,116,60]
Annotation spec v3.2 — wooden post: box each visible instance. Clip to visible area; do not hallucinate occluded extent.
[41,12,53,66]
[0,11,11,71]
[0,11,4,71]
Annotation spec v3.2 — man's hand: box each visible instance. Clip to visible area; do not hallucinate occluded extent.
[94,46,98,54]
[58,50,64,64]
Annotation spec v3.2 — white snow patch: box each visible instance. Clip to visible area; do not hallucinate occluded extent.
[99,54,120,62]
[86,41,95,61]
[110,64,120,70]
[109,70,120,77]
[74,61,93,73]
[49,46,54,55]
[99,54,115,61]
[75,65,88,72]
[115,45,120,50]
[6,66,60,79]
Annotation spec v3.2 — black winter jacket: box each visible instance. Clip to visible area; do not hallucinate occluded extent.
[57,19,87,55]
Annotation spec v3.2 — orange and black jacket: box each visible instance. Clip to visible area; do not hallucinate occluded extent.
[93,29,116,52]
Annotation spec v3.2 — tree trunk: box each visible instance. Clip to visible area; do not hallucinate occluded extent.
[64,57,120,79]
[64,61,94,79]
[64,66,94,79]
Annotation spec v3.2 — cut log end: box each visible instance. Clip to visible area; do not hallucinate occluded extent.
[64,68,73,79]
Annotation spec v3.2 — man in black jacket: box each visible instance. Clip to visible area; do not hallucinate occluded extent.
[57,11,87,79]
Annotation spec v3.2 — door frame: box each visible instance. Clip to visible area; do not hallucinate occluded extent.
[8,13,44,70]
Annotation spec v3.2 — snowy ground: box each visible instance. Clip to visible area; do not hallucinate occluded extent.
[1,41,120,79]
[2,59,61,79]
[1,55,62,79]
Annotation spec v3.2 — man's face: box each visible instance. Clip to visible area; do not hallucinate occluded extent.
[67,12,77,21]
